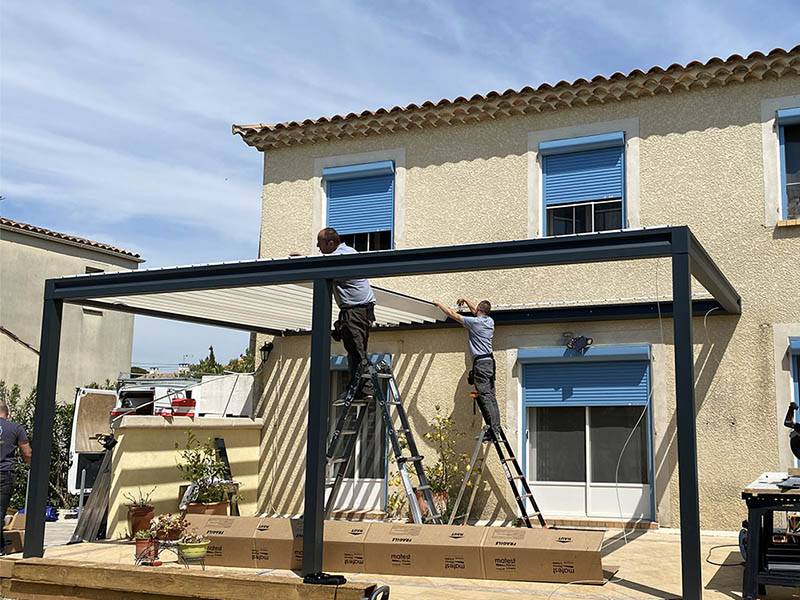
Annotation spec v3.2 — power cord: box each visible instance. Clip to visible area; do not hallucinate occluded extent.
[705,543,744,567]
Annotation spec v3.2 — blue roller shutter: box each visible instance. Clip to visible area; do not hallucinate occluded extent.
[542,146,624,207]
[324,161,394,236]
[522,360,649,407]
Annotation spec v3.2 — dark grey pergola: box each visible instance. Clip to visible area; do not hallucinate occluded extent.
[24,226,740,600]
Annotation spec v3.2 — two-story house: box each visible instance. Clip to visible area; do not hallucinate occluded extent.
[234,46,800,530]
[0,218,143,402]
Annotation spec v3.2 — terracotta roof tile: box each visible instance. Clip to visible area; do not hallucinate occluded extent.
[0,217,143,261]
[233,45,800,150]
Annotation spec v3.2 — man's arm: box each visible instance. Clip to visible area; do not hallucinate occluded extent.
[18,441,31,465]
[457,298,478,316]
[434,301,464,324]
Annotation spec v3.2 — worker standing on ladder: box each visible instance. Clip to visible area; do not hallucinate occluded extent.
[434,299,502,441]
[317,227,376,400]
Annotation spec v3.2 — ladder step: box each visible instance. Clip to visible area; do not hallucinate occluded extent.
[330,458,349,464]
[500,458,516,463]
[510,475,526,480]
[340,429,358,435]
[415,485,431,491]
[333,400,368,407]
[398,455,423,464]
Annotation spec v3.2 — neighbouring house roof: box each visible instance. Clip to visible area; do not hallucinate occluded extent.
[233,45,800,150]
[0,217,143,262]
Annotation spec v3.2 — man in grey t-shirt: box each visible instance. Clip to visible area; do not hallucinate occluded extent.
[434,298,502,440]
[317,228,377,399]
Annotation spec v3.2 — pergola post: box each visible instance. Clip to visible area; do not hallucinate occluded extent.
[672,245,702,599]
[23,285,63,557]
[302,278,332,578]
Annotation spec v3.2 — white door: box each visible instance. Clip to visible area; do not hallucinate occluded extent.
[325,372,386,512]
[526,404,652,520]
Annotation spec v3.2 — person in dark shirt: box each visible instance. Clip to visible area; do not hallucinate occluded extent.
[0,404,31,554]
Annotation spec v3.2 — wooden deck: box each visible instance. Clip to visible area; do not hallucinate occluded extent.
[0,529,793,599]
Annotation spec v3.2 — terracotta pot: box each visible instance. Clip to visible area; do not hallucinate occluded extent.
[411,490,449,521]
[127,506,154,539]
[186,501,227,516]
[134,538,159,562]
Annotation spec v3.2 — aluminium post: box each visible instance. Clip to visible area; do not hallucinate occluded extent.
[23,282,63,557]
[672,238,703,600]
[302,278,333,577]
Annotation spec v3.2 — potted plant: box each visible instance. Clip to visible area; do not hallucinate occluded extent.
[418,406,470,521]
[176,433,229,515]
[177,528,211,561]
[149,513,189,541]
[123,486,156,538]
[133,529,159,562]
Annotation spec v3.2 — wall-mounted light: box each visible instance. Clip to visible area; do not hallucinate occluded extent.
[259,341,274,363]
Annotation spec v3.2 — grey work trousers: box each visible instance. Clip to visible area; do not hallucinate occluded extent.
[338,303,376,397]
[472,357,502,437]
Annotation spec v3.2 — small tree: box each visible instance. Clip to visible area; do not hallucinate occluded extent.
[176,433,227,503]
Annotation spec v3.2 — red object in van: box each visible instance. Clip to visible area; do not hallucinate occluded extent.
[110,408,129,418]
[170,397,196,408]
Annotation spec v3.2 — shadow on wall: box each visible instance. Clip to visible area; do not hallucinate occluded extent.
[652,313,739,528]
[256,338,311,516]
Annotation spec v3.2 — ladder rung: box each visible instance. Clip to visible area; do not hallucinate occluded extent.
[500,458,516,463]
[415,485,431,491]
[510,475,527,480]
[398,455,423,463]
[340,429,357,435]
[517,492,534,498]
[330,458,349,464]
[333,400,367,407]
[375,373,393,379]
[387,401,402,406]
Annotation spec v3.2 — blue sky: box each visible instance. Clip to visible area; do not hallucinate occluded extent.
[1,1,798,367]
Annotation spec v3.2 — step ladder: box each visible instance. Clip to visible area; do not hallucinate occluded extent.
[449,424,547,528]
[324,360,442,525]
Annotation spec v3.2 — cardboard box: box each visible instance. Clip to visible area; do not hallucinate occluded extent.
[481,527,605,583]
[364,522,486,579]
[2,530,24,555]
[416,524,487,578]
[185,514,260,568]
[252,517,302,570]
[322,520,370,573]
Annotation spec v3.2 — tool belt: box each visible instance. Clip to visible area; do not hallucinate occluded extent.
[467,353,495,386]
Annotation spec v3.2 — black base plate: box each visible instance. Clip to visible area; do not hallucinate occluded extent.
[303,571,347,585]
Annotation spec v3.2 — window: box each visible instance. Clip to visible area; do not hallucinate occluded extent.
[540,132,625,236]
[323,161,395,250]
[778,109,800,220]
[520,345,653,519]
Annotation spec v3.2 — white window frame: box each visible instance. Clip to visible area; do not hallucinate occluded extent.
[761,95,800,226]
[528,118,640,238]
[312,148,406,254]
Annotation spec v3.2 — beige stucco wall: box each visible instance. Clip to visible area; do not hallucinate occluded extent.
[0,229,140,402]
[107,416,262,539]
[254,75,800,530]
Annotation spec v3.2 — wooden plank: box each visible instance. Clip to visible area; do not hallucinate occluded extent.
[13,558,372,600]
[5,578,190,600]
[0,557,17,579]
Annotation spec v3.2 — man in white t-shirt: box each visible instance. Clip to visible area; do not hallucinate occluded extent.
[434,298,501,440]
[317,227,377,399]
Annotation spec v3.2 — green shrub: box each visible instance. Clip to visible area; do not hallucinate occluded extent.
[0,381,77,509]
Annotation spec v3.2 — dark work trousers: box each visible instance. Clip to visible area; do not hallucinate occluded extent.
[339,303,376,397]
[472,357,502,438]
[0,471,13,554]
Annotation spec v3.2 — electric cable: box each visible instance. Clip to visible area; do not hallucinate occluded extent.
[704,543,744,567]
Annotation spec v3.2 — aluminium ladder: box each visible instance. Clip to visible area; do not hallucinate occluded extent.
[324,360,442,525]
[449,424,547,528]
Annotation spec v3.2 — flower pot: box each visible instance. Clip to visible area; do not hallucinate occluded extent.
[186,501,227,516]
[127,506,155,539]
[134,538,159,562]
[177,540,210,560]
